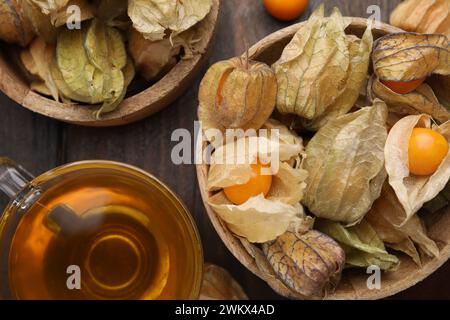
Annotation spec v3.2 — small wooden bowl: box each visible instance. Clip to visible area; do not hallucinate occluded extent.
[197,18,450,300]
[0,0,219,127]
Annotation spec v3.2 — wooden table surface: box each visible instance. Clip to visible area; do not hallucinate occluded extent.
[1,0,450,300]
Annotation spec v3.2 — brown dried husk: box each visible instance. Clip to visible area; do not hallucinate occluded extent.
[198,57,277,140]
[28,0,69,14]
[0,0,34,46]
[372,32,450,82]
[390,0,450,37]
[273,5,350,120]
[262,229,345,297]
[365,183,439,267]
[128,29,181,81]
[200,264,248,300]
[384,114,450,226]
[368,75,450,123]
[50,0,94,28]
[21,37,59,101]
[21,0,57,42]
[21,0,94,43]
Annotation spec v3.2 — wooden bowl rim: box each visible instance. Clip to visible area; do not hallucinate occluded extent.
[0,0,220,127]
[196,17,450,300]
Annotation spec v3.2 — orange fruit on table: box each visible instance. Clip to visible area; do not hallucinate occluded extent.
[224,162,273,205]
[408,128,449,176]
[263,0,309,21]
[381,78,425,95]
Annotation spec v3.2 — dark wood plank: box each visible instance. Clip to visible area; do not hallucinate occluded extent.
[0,93,61,207]
[2,0,450,300]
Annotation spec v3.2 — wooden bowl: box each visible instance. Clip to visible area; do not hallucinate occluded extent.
[196,17,450,300]
[0,0,219,127]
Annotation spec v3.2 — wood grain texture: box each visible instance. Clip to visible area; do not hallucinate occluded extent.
[2,0,450,300]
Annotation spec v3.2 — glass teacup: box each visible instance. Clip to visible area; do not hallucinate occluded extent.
[0,158,203,300]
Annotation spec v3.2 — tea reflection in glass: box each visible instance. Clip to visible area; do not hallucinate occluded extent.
[0,162,203,300]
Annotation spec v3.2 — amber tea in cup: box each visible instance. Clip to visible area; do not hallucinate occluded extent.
[0,159,203,300]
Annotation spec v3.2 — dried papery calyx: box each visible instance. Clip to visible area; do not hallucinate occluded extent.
[21,0,57,42]
[50,0,94,28]
[52,21,133,117]
[20,37,59,101]
[316,219,399,271]
[365,183,439,267]
[263,229,345,297]
[384,114,450,226]
[372,32,450,83]
[128,0,213,41]
[0,0,34,46]
[128,29,181,81]
[368,75,450,124]
[28,0,69,14]
[198,57,277,138]
[301,25,374,130]
[207,120,311,243]
[200,264,248,300]
[21,0,94,43]
[273,5,351,121]
[128,23,205,82]
[302,100,388,226]
[390,0,450,37]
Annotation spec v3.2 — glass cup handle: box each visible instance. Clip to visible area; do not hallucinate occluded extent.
[0,157,34,201]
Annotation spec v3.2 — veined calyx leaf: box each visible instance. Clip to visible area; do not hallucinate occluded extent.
[273,5,350,120]
[366,183,439,266]
[302,24,374,130]
[128,0,213,41]
[373,32,450,82]
[369,75,450,124]
[302,100,388,225]
[53,22,132,117]
[263,229,345,297]
[390,0,450,38]
[316,219,399,271]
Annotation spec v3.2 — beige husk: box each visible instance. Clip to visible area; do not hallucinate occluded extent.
[207,120,311,243]
[21,38,59,101]
[198,57,277,140]
[128,0,213,41]
[273,5,351,120]
[302,100,388,225]
[372,33,450,82]
[390,0,450,37]
[366,184,439,266]
[368,75,450,123]
[200,264,248,300]
[21,0,94,43]
[128,29,181,81]
[384,114,450,226]
[302,24,373,130]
